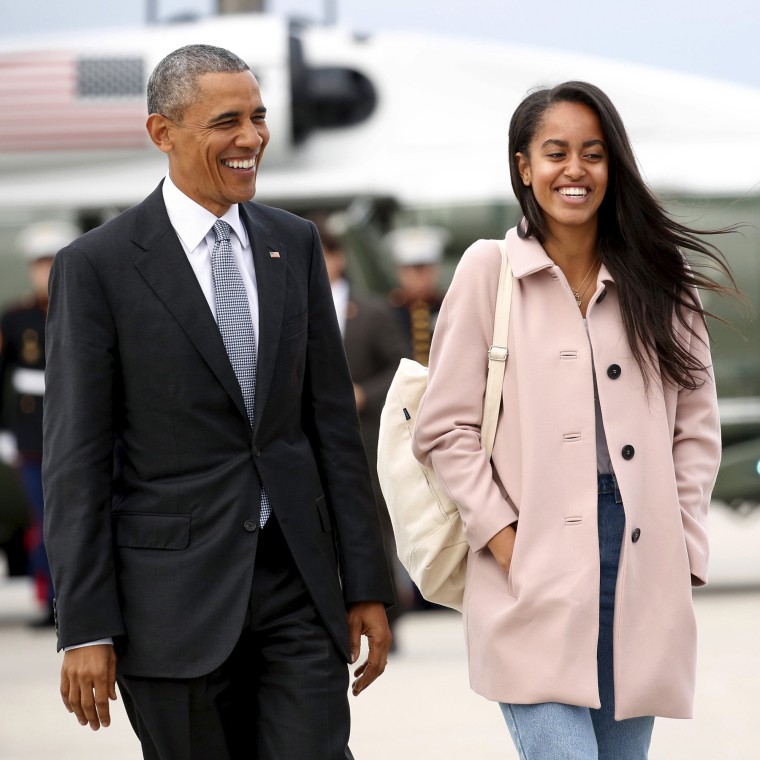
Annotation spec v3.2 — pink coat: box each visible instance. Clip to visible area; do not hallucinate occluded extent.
[411,228,720,719]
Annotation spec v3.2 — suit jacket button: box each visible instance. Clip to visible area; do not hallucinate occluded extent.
[607,364,621,379]
[621,444,635,460]
[632,528,641,543]
[243,520,257,532]
[253,446,261,457]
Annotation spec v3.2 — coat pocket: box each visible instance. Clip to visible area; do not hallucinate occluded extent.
[281,309,308,341]
[113,513,191,550]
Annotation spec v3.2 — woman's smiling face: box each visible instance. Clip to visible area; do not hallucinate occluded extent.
[516,101,608,240]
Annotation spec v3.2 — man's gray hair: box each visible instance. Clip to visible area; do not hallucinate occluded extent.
[147,44,250,121]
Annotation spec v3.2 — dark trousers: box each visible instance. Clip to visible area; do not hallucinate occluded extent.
[117,515,353,760]
[19,459,54,608]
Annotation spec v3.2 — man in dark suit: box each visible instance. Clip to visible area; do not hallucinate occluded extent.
[42,44,394,760]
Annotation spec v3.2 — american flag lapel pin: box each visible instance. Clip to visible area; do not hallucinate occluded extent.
[269,250,281,259]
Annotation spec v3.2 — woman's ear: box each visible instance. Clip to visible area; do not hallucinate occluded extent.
[516,152,531,186]
[146,113,173,154]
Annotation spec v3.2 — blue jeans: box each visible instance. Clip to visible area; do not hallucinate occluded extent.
[499,474,654,760]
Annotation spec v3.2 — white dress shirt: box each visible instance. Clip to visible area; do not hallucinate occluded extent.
[67,176,261,651]
[330,277,350,337]
[163,174,260,343]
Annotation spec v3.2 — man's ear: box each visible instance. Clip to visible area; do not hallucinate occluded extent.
[516,152,531,186]
[146,114,173,154]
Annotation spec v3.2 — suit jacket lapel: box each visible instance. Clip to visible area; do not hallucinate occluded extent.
[132,186,249,424]
[240,203,286,440]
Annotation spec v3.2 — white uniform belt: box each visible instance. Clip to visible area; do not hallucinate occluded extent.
[12,368,45,396]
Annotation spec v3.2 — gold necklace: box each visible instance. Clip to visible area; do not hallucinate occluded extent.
[570,258,598,307]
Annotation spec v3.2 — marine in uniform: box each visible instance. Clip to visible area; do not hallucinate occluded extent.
[386,226,448,366]
[0,221,80,625]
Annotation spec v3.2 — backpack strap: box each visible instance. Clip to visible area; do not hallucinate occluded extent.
[481,236,513,458]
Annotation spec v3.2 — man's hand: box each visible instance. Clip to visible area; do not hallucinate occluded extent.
[487,523,517,574]
[347,601,391,696]
[60,644,117,730]
[353,383,366,413]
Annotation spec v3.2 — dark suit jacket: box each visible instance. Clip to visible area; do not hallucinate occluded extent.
[42,184,394,679]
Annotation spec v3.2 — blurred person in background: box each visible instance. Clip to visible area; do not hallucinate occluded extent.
[0,462,29,579]
[0,220,80,626]
[311,212,414,640]
[386,224,449,611]
[386,225,448,367]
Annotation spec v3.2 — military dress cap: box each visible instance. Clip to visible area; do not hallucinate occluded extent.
[385,226,450,266]
[17,220,81,261]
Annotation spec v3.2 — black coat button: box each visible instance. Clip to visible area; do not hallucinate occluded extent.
[621,444,635,460]
[243,520,257,532]
[632,528,641,543]
[597,289,607,303]
[253,446,261,457]
[607,364,622,379]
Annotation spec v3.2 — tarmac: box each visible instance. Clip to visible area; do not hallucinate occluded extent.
[1,502,759,759]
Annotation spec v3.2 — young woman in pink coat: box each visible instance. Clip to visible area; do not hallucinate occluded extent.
[412,82,735,759]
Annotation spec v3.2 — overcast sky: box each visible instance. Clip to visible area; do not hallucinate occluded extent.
[1,0,759,90]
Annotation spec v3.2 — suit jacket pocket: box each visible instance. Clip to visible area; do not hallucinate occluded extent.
[114,513,191,550]
[281,309,308,341]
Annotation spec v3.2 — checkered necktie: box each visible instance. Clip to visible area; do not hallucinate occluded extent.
[211,220,270,526]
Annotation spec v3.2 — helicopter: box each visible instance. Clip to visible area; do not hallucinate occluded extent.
[0,12,758,506]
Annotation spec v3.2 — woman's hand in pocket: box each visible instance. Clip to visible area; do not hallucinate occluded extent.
[487,524,517,574]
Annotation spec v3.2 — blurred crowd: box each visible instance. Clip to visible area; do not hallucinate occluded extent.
[306,214,451,633]
[0,221,80,626]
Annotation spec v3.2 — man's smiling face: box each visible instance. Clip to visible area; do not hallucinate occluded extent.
[161,70,270,217]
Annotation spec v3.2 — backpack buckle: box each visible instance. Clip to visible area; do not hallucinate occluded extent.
[488,345,508,362]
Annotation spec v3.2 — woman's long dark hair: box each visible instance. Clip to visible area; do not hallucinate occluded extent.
[508,81,738,390]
